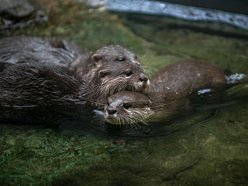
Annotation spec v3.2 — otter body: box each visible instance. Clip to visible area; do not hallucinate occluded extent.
[152,60,227,87]
[0,36,149,105]
[103,60,245,125]
[0,63,92,124]
[0,41,149,124]
[148,60,229,105]
[0,36,84,71]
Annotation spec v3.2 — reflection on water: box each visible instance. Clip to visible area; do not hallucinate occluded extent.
[54,98,248,185]
[107,0,248,29]
[101,108,219,138]
[0,0,248,185]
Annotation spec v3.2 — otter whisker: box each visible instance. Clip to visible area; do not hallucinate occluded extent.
[129,123,136,129]
[86,76,128,105]
[100,76,126,97]
[118,118,121,125]
[132,122,141,129]
[104,100,153,127]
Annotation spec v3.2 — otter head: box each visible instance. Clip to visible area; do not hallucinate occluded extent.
[84,45,150,104]
[104,91,153,126]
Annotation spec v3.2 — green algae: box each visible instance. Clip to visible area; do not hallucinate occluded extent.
[0,0,248,185]
[0,126,111,185]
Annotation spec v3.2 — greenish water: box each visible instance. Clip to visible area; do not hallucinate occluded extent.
[0,1,248,185]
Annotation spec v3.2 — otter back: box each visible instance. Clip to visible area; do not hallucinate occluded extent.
[0,63,93,124]
[0,36,84,71]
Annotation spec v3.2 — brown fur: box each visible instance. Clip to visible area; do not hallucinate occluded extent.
[69,45,149,105]
[0,37,149,105]
[0,36,84,71]
[0,63,92,124]
[0,43,149,124]
[104,60,230,125]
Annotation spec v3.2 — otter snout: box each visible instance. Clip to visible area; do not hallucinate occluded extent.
[139,73,148,82]
[107,107,117,115]
[132,73,150,91]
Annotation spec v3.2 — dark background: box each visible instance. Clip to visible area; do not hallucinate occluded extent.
[158,0,248,15]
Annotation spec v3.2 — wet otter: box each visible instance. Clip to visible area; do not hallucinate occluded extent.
[0,0,48,29]
[0,36,84,71]
[69,45,149,105]
[0,41,149,123]
[103,60,246,125]
[0,37,149,105]
[0,63,90,124]
[0,61,148,124]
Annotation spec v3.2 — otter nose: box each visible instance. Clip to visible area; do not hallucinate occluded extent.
[107,108,117,115]
[139,74,148,82]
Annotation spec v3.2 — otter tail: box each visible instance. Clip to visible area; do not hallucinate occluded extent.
[226,73,247,85]
[223,73,248,101]
[194,73,248,106]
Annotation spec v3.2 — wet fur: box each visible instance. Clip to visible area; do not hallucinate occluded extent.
[104,60,239,126]
[0,36,84,71]
[0,63,85,106]
[0,38,148,106]
[105,106,152,127]
[0,42,149,124]
[70,45,149,105]
[0,63,95,124]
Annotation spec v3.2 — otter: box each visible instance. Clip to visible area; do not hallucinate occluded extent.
[102,60,246,125]
[0,36,84,71]
[0,62,148,124]
[0,63,92,124]
[0,37,149,105]
[0,42,149,123]
[69,45,149,105]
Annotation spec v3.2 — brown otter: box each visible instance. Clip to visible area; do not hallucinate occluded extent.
[102,60,246,125]
[0,62,90,124]
[0,36,84,71]
[0,36,149,105]
[69,45,149,105]
[0,41,149,123]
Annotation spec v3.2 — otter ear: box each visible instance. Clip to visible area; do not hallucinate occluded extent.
[92,54,102,61]
[92,54,103,67]
[148,100,152,106]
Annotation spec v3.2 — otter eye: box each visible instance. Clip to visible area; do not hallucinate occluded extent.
[124,70,133,77]
[123,103,131,109]
[116,56,125,61]
[134,55,138,60]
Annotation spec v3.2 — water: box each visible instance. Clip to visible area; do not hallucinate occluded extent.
[0,0,248,185]
[106,0,248,29]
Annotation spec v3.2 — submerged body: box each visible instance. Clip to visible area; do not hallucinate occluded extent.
[103,60,245,125]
